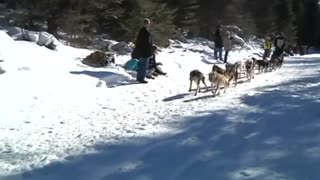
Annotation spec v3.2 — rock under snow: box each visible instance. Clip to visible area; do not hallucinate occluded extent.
[104,40,133,54]
[6,27,60,50]
[224,25,243,36]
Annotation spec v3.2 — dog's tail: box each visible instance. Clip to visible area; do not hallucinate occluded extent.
[225,76,230,87]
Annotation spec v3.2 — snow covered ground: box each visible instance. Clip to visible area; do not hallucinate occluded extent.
[1,30,320,180]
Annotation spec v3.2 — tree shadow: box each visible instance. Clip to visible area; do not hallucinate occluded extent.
[70,70,138,88]
[163,87,211,102]
[182,94,215,103]
[163,93,191,102]
[0,66,5,74]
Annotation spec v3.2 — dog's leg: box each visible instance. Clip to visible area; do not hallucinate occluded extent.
[234,73,238,87]
[246,70,249,81]
[188,79,192,92]
[228,75,233,83]
[211,82,214,94]
[198,79,201,92]
[195,80,200,96]
[214,84,219,96]
[202,77,208,91]
[223,81,228,93]
[265,66,268,73]
[216,84,221,95]
[259,66,262,74]
[252,67,255,79]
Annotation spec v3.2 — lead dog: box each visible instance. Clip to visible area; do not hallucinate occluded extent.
[245,59,255,82]
[189,70,208,96]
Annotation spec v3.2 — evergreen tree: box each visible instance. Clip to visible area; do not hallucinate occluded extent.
[120,0,176,46]
[301,0,320,46]
[292,0,305,45]
[273,0,296,42]
[224,0,257,37]
[165,0,200,36]
[8,0,319,47]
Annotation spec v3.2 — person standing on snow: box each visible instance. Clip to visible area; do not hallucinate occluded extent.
[223,31,233,63]
[214,25,224,61]
[272,32,286,58]
[132,18,153,84]
[263,36,272,59]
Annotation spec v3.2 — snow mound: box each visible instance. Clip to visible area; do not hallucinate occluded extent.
[6,27,60,50]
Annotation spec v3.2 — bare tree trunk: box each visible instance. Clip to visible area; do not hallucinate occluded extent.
[47,16,58,37]
[25,9,35,30]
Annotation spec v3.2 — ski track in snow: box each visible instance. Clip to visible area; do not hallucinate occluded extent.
[1,31,320,179]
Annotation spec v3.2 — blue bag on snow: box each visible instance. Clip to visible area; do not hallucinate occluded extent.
[124,59,139,71]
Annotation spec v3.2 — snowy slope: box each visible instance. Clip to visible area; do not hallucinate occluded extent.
[1,30,320,180]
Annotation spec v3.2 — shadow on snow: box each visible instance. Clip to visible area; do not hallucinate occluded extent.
[70,70,139,88]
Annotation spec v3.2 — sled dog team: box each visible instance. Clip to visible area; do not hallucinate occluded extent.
[189,54,284,96]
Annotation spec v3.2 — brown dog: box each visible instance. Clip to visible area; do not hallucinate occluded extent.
[225,62,240,86]
[208,71,229,96]
[245,59,255,81]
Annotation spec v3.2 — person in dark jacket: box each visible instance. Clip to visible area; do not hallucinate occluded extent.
[271,32,286,59]
[214,25,224,61]
[132,18,153,83]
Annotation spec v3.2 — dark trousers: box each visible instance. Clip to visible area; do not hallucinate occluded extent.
[137,58,149,81]
[214,47,223,60]
[224,50,230,63]
[263,49,271,59]
[271,48,284,59]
